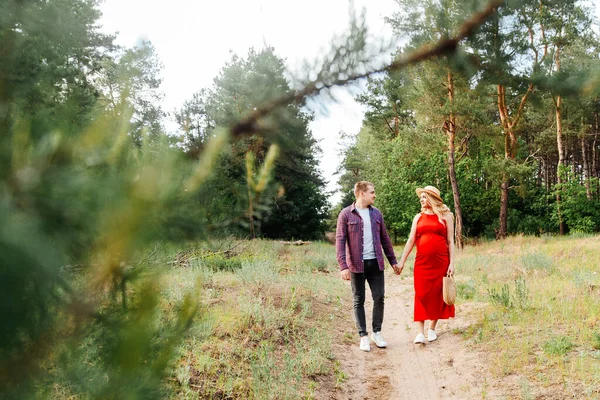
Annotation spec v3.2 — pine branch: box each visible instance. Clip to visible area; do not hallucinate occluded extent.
[230,0,504,138]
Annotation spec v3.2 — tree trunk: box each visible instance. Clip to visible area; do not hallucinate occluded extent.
[493,3,545,239]
[581,132,592,200]
[593,133,598,181]
[496,84,518,239]
[447,127,463,248]
[542,157,550,192]
[497,85,508,239]
[445,71,464,248]
[555,93,565,235]
[499,173,509,239]
[554,42,566,235]
[594,106,599,193]
[495,80,534,239]
[545,158,549,192]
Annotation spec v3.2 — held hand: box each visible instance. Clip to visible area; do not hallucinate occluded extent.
[340,269,351,281]
[447,264,454,276]
[392,264,403,275]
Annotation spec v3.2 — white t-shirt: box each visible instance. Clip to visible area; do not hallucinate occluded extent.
[356,207,376,260]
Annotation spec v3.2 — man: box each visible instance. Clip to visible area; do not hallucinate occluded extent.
[336,181,402,352]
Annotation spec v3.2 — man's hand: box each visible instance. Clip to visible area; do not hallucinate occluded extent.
[340,269,350,281]
[392,264,403,275]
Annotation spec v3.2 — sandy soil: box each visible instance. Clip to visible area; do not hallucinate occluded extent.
[320,273,508,400]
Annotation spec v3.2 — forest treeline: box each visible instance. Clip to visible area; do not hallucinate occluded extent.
[335,0,600,245]
[1,0,328,243]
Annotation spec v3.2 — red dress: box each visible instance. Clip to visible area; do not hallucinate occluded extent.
[413,213,455,321]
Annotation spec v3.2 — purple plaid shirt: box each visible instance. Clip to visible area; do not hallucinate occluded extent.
[335,203,397,273]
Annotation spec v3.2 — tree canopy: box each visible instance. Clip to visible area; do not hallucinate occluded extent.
[336,0,600,240]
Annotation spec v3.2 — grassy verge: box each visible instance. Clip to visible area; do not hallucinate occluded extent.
[155,239,345,399]
[454,234,600,398]
[69,234,600,398]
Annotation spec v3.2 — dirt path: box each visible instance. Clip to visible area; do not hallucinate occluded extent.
[323,273,505,400]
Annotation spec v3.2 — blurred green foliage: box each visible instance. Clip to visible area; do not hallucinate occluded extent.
[0,0,330,397]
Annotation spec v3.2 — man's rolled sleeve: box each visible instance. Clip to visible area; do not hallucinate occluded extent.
[335,210,349,271]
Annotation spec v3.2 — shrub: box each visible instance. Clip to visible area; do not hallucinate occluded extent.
[543,336,573,356]
[457,280,476,300]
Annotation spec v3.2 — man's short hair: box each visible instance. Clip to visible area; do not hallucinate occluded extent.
[354,181,374,198]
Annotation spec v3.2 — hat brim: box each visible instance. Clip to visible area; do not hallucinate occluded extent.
[416,188,442,201]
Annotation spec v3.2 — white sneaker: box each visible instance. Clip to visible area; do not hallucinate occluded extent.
[360,336,371,352]
[371,332,387,348]
[427,329,438,342]
[414,333,425,344]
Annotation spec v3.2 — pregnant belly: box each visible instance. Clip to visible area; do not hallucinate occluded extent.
[416,234,448,256]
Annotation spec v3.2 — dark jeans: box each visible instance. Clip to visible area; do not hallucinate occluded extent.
[350,259,385,337]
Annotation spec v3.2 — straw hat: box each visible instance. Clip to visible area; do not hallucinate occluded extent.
[416,185,443,202]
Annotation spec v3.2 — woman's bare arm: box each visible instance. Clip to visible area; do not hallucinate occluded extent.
[398,214,421,268]
[445,213,455,275]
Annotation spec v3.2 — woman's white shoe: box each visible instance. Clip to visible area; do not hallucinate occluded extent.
[427,329,437,342]
[414,333,425,344]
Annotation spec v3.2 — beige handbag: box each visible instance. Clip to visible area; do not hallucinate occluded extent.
[443,273,456,305]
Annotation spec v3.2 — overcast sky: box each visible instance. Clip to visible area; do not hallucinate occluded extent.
[99,0,399,204]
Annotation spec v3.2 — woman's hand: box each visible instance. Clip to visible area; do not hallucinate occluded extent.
[447,264,454,276]
[392,264,403,275]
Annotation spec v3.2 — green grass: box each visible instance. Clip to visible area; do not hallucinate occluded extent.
[453,234,600,397]
[456,279,476,300]
[543,336,574,356]
[155,239,344,399]
[127,234,600,398]
[593,333,600,351]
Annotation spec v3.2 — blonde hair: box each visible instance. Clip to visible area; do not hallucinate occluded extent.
[420,192,452,224]
[354,181,374,199]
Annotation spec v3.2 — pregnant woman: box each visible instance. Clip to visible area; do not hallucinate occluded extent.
[397,185,455,344]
